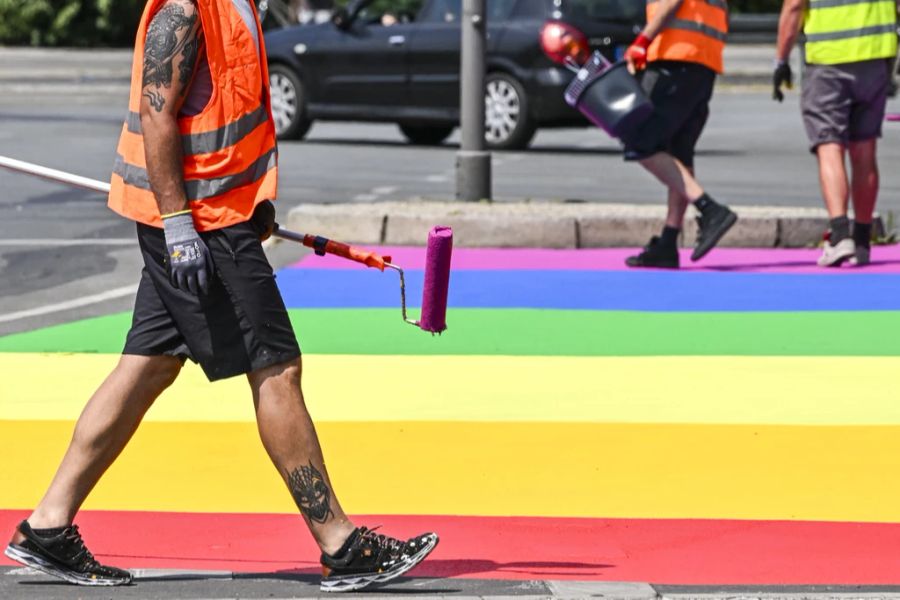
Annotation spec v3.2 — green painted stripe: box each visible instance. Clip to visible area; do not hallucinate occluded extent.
[2,309,900,356]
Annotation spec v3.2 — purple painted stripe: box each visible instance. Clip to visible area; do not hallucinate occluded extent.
[289,245,900,274]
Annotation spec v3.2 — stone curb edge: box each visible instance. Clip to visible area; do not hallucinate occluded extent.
[284,201,888,249]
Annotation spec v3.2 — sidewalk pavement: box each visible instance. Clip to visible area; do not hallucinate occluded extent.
[284,200,880,248]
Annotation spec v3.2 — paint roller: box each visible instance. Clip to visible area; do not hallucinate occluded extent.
[0,155,452,334]
[272,224,452,334]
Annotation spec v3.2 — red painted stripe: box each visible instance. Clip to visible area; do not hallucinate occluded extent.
[2,510,900,584]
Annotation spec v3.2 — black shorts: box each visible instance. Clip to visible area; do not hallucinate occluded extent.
[123,220,301,382]
[621,60,717,168]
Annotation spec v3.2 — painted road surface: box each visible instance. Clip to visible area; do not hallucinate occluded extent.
[2,245,900,585]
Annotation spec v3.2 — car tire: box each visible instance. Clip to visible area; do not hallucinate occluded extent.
[484,72,536,150]
[269,64,312,140]
[398,123,455,146]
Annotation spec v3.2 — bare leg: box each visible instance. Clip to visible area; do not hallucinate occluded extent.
[639,152,705,206]
[248,359,356,556]
[665,165,695,228]
[816,142,849,219]
[848,138,879,224]
[28,355,182,528]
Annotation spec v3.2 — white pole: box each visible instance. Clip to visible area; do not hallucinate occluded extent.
[0,155,111,194]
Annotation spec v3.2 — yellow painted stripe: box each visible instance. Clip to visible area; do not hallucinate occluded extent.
[3,353,900,425]
[2,420,899,522]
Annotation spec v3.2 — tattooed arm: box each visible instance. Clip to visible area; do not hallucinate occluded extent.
[139,0,202,215]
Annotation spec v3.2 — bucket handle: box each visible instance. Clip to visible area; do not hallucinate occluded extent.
[564,51,614,77]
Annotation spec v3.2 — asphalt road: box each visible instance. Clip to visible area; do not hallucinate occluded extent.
[3,85,900,336]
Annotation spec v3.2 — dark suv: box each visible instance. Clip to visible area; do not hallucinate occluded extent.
[264,0,643,149]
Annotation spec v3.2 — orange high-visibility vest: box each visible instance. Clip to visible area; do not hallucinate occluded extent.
[108,0,278,231]
[646,0,728,73]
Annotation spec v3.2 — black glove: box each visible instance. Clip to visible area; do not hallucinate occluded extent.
[162,210,214,295]
[773,61,793,102]
[250,199,276,241]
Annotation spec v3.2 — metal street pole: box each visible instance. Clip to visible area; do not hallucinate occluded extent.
[456,0,491,202]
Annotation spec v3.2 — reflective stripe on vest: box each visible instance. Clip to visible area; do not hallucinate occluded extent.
[113,148,276,201]
[804,0,897,64]
[666,18,728,42]
[107,0,278,231]
[645,0,728,73]
[125,105,269,156]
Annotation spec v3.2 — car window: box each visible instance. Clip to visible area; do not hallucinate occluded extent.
[510,0,550,18]
[416,0,517,22]
[417,0,460,22]
[487,0,517,20]
[352,0,425,23]
[562,0,643,22]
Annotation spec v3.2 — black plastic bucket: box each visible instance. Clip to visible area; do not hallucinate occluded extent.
[565,52,653,139]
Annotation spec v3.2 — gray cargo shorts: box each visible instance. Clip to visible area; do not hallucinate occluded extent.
[801,58,891,152]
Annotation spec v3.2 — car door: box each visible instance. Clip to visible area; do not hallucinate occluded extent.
[406,0,462,112]
[407,0,511,113]
[311,18,414,112]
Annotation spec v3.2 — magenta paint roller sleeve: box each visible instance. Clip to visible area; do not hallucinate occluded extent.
[419,226,453,333]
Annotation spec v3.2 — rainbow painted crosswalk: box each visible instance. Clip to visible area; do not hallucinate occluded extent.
[2,246,900,583]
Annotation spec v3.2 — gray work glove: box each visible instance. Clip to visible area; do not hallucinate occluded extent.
[162,211,214,295]
[773,61,792,102]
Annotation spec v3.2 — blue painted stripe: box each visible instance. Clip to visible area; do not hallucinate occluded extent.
[276,269,900,312]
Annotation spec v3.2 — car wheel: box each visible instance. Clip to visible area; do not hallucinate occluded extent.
[398,123,455,146]
[269,64,312,140]
[484,72,536,150]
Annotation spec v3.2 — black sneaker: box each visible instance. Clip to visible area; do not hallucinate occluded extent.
[320,526,439,592]
[4,520,132,586]
[692,204,737,261]
[625,236,680,269]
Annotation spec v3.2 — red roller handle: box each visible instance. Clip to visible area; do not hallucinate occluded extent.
[273,225,392,270]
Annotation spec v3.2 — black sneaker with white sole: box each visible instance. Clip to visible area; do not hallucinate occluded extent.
[4,520,132,586]
[320,526,438,592]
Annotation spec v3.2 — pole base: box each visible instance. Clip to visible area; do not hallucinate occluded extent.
[455,150,492,202]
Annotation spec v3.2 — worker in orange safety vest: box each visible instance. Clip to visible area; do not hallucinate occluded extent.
[618,0,738,269]
[4,0,438,592]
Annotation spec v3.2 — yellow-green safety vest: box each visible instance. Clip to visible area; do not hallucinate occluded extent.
[804,0,897,65]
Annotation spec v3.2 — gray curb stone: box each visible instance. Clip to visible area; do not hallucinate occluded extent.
[285,201,872,248]
[548,581,659,599]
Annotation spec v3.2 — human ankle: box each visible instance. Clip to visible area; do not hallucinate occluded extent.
[660,226,680,247]
[853,221,872,248]
[27,509,72,531]
[692,193,718,213]
[829,216,851,242]
[319,521,358,557]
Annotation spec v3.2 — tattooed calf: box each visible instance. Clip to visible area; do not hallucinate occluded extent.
[287,461,335,524]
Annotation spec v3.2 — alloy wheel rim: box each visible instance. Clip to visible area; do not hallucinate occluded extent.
[484,79,520,144]
[269,73,298,135]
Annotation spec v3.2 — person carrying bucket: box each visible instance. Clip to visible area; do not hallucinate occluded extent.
[772,0,896,266]
[3,0,437,592]
[617,0,738,268]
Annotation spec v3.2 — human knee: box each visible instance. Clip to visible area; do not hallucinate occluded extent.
[849,140,877,169]
[120,355,182,393]
[252,359,302,391]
